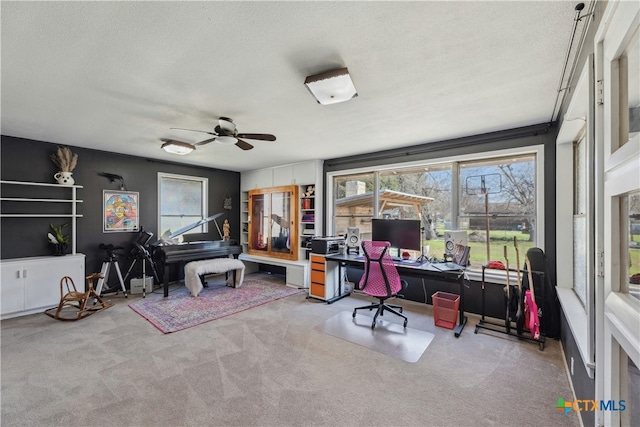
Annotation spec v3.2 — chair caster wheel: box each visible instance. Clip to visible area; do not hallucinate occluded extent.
[352,311,356,318]
[403,320,408,328]
[371,322,376,329]
[399,308,403,313]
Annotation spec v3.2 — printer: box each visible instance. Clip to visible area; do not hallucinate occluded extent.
[311,237,344,255]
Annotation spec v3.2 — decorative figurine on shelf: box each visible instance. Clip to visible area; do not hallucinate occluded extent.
[50,146,78,186]
[223,219,230,241]
[305,185,315,197]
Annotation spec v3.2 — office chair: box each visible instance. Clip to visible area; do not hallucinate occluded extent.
[353,240,408,329]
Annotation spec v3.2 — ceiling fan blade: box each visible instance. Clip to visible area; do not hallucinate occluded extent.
[194,137,217,146]
[236,133,276,141]
[170,127,217,137]
[235,139,254,151]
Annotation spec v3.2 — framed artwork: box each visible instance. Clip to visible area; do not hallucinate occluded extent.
[103,190,139,232]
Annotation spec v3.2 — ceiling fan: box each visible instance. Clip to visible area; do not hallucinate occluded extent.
[171,117,276,151]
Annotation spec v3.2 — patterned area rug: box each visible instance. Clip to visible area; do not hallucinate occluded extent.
[129,273,304,333]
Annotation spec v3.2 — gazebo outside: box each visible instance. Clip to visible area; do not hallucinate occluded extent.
[335,189,434,241]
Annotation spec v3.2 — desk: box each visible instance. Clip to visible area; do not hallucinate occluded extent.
[325,253,468,337]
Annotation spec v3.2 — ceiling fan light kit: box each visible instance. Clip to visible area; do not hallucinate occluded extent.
[304,67,357,105]
[161,140,196,155]
[215,135,237,145]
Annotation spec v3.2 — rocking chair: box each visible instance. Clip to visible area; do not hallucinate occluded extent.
[45,273,113,321]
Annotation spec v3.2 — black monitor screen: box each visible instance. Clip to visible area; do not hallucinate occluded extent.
[371,219,421,251]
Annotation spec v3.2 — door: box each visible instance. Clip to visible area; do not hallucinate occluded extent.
[23,255,85,311]
[248,186,298,260]
[597,2,640,426]
[1,262,25,315]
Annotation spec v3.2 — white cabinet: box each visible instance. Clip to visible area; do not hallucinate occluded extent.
[0,254,86,319]
[272,166,293,187]
[292,162,318,185]
[242,160,323,189]
[1,266,25,315]
[241,169,274,191]
[273,161,319,186]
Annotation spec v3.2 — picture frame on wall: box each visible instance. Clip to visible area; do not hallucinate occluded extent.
[103,190,139,233]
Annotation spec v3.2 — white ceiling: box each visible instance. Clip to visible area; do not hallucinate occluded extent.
[1,1,579,172]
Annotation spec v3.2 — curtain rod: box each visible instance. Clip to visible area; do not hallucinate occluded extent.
[325,123,552,169]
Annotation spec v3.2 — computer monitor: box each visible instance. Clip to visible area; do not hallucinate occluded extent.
[371,219,421,252]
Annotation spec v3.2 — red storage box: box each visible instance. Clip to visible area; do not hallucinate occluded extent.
[432,291,460,329]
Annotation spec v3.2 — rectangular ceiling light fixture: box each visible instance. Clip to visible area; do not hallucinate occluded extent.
[304,67,357,105]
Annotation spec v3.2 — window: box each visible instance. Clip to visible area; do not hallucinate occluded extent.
[619,28,639,149]
[158,173,208,238]
[573,134,588,305]
[459,155,536,268]
[333,172,375,239]
[555,55,596,377]
[626,357,640,427]
[624,190,640,301]
[598,3,640,425]
[329,149,539,270]
[379,165,452,258]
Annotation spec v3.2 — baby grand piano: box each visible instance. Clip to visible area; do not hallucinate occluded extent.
[151,213,242,297]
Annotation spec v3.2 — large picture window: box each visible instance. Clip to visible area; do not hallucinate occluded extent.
[158,173,208,238]
[329,150,539,270]
[458,155,536,268]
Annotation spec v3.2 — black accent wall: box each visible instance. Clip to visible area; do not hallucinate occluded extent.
[1,136,240,281]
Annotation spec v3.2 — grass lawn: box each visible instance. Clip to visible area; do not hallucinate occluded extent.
[425,231,640,277]
[425,230,534,268]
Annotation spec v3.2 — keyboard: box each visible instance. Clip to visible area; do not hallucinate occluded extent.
[432,262,465,271]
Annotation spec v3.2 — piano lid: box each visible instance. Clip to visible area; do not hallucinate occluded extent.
[155,212,225,245]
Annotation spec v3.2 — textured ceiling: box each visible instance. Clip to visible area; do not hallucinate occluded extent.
[1,1,580,172]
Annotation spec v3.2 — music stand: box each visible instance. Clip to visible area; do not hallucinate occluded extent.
[417,226,428,262]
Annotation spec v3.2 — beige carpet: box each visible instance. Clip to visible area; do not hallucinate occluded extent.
[1,272,580,427]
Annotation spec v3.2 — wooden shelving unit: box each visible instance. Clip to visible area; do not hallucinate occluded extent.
[299,184,315,260]
[240,192,249,254]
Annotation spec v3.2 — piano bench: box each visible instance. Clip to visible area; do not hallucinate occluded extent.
[184,258,245,297]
